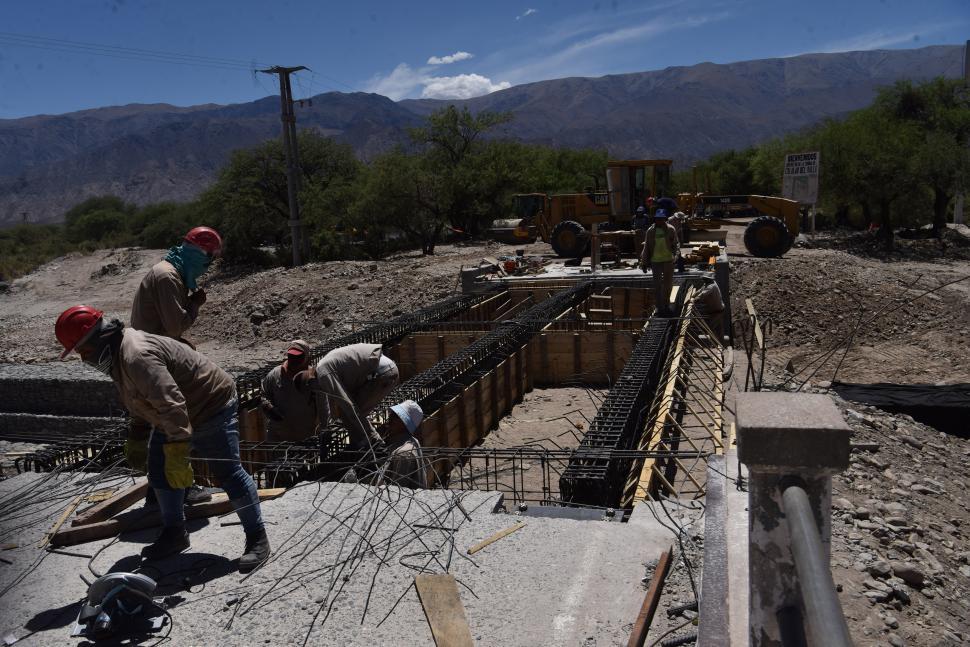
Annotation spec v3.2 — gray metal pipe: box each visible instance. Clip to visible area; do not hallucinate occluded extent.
[782,485,853,647]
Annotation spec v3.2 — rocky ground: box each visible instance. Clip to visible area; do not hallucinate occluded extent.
[725,226,970,645]
[729,226,970,385]
[0,241,546,372]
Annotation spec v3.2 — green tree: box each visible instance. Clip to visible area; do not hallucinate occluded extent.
[407,105,513,238]
[202,131,360,263]
[877,78,970,234]
[63,195,136,244]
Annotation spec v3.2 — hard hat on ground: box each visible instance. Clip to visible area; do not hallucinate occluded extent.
[655,209,669,219]
[55,305,104,359]
[184,227,223,257]
[390,400,424,435]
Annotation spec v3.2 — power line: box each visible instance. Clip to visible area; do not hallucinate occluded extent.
[0,31,265,70]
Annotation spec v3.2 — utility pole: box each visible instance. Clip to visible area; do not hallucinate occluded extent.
[259,65,307,266]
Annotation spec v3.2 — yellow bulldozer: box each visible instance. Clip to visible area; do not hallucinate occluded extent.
[488,159,801,258]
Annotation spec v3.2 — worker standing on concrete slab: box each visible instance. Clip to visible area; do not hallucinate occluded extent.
[641,209,680,317]
[260,340,317,442]
[129,226,222,505]
[55,306,271,571]
[379,400,428,489]
[296,343,399,452]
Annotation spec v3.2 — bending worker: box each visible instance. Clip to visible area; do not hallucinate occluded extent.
[640,208,680,317]
[380,400,428,489]
[128,226,223,504]
[55,305,270,571]
[296,343,400,452]
[260,340,316,442]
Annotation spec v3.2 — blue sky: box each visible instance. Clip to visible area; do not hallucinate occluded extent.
[0,0,966,118]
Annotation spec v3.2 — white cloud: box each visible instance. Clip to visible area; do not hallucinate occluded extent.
[420,74,511,99]
[516,8,538,20]
[427,51,475,65]
[503,12,727,83]
[365,64,511,100]
[806,24,950,55]
[365,63,426,101]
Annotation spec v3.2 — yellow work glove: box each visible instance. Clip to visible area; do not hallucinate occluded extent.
[162,441,194,490]
[124,439,148,473]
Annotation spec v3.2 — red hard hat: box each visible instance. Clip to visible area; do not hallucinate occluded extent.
[55,305,104,359]
[184,226,223,257]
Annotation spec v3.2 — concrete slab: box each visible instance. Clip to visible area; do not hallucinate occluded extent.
[0,475,672,646]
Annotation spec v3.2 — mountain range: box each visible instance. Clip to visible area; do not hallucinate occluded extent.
[0,44,962,226]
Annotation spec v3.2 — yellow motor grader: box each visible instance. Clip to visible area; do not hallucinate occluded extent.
[488,159,801,258]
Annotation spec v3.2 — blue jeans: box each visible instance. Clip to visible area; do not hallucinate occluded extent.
[148,399,263,534]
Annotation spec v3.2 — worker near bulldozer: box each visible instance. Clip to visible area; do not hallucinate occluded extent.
[128,226,223,505]
[260,340,317,442]
[295,343,400,453]
[641,209,680,317]
[55,305,271,571]
[379,400,428,489]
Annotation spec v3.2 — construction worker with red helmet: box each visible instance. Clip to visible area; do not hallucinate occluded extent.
[130,226,222,343]
[55,305,271,571]
[129,226,222,504]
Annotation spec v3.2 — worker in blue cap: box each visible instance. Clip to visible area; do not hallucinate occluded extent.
[640,208,680,317]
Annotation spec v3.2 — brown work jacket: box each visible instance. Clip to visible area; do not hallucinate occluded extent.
[261,364,318,441]
[110,328,236,440]
[130,261,196,339]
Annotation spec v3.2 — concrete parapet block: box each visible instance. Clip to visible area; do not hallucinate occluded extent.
[736,392,850,474]
[736,393,851,647]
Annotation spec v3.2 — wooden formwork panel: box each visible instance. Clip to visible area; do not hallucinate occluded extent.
[530,331,637,385]
[385,332,488,379]
[423,347,529,483]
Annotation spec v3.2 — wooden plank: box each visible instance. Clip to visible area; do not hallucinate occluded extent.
[437,335,446,361]
[51,488,286,548]
[72,481,148,526]
[41,495,83,548]
[503,359,513,412]
[627,547,674,647]
[745,298,763,349]
[467,522,525,554]
[456,388,470,447]
[415,574,474,647]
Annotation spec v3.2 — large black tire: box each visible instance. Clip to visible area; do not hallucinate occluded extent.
[743,215,792,258]
[550,220,589,258]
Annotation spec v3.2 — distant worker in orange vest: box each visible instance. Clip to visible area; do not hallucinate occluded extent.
[128,226,223,505]
[640,209,680,317]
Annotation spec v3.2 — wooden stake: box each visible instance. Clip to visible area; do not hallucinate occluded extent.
[627,547,673,647]
[467,522,524,555]
[41,495,83,548]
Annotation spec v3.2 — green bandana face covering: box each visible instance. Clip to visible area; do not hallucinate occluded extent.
[164,243,211,290]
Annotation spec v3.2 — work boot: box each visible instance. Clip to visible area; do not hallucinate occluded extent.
[141,525,190,560]
[239,527,271,573]
[185,484,212,505]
